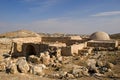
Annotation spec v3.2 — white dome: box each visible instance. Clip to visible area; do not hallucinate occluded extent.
[90,31,110,40]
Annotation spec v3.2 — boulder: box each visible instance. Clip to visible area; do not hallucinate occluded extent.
[41,52,50,65]
[96,60,103,67]
[57,56,63,62]
[0,61,6,71]
[52,73,60,78]
[9,63,18,74]
[28,55,40,64]
[4,57,12,67]
[72,66,89,77]
[3,53,11,58]
[66,73,75,79]
[94,73,104,77]
[86,59,96,67]
[55,49,61,57]
[29,64,45,76]
[81,67,89,76]
[88,65,99,74]
[17,57,29,73]
[59,71,67,78]
[105,62,114,69]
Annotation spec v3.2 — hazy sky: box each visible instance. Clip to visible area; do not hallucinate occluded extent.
[0,0,120,34]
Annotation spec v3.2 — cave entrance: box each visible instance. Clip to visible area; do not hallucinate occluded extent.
[26,45,36,59]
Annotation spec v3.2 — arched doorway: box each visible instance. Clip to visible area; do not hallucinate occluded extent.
[26,45,36,59]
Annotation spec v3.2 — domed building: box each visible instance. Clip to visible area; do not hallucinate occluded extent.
[87,31,118,49]
[90,31,110,40]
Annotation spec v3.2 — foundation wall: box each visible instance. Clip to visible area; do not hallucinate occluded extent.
[0,38,12,54]
[87,42,115,48]
[61,47,72,56]
[42,37,70,43]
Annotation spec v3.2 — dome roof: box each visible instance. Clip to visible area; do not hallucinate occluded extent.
[90,31,110,40]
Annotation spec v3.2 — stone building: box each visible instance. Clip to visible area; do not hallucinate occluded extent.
[0,31,119,58]
[61,43,87,56]
[87,31,118,50]
[90,31,110,40]
[0,38,12,56]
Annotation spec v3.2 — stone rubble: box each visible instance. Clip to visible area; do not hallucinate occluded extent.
[0,50,117,79]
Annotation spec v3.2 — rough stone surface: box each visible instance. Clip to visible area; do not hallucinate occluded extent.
[17,57,29,73]
[28,55,40,64]
[88,65,99,74]
[0,61,6,71]
[9,63,18,74]
[96,60,103,67]
[41,52,50,65]
[55,49,61,57]
[66,73,75,79]
[72,65,89,77]
[105,62,114,69]
[29,64,45,76]
[86,59,96,67]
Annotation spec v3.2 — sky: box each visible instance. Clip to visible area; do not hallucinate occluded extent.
[0,0,120,34]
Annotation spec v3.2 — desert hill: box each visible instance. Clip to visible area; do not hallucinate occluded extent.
[110,33,120,39]
[0,30,40,38]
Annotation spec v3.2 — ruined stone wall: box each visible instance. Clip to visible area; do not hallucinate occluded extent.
[12,43,49,57]
[87,40,118,48]
[41,37,70,43]
[69,36,82,40]
[11,37,42,57]
[39,43,49,52]
[0,38,12,54]
[48,42,66,48]
[71,43,86,55]
[61,47,72,56]
[13,37,42,43]
[66,39,88,46]
[61,43,86,56]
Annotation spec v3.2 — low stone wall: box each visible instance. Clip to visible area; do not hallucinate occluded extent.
[0,38,12,54]
[61,43,86,56]
[87,40,118,48]
[41,37,70,43]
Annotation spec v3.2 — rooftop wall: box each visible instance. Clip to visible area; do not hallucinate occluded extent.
[41,37,70,43]
[61,43,86,56]
[87,40,118,48]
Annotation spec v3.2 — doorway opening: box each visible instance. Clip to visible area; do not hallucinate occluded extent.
[26,45,36,59]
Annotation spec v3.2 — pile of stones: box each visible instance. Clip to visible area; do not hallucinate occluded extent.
[0,57,47,76]
[0,49,63,77]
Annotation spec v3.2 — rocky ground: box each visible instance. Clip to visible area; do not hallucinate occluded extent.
[0,50,120,80]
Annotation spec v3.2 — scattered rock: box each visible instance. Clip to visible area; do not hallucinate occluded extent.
[86,59,96,67]
[9,63,18,74]
[51,73,60,78]
[57,56,62,62]
[72,65,89,77]
[29,64,45,76]
[41,51,50,65]
[66,73,75,79]
[0,61,6,71]
[105,62,114,69]
[94,73,104,77]
[17,57,29,73]
[4,57,12,67]
[96,60,103,67]
[59,71,67,77]
[55,48,61,57]
[3,53,11,58]
[88,65,99,74]
[28,55,40,64]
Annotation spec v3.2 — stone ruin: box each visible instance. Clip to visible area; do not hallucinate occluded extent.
[0,31,119,79]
